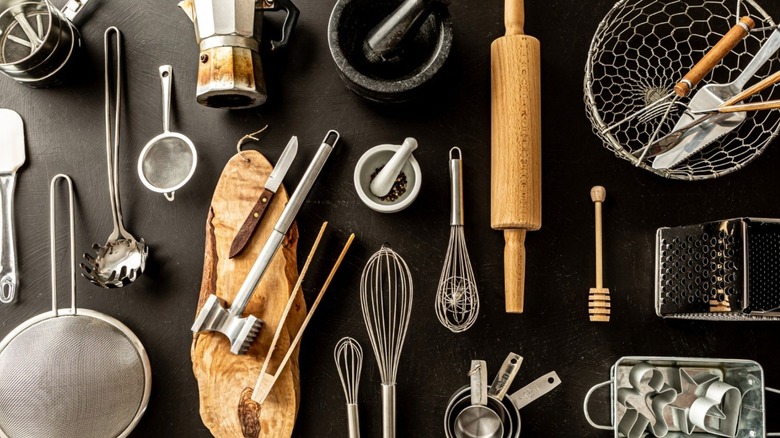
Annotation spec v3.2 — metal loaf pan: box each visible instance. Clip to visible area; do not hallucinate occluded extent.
[584,356,779,438]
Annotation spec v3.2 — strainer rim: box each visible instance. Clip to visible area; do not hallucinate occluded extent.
[137,131,198,194]
[0,308,152,438]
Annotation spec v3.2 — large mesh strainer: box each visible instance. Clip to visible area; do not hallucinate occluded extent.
[0,174,151,438]
[585,0,780,180]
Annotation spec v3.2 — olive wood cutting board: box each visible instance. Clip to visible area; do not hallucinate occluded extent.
[192,150,306,438]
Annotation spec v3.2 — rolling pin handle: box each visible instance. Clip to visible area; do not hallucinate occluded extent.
[504,229,526,313]
[504,0,525,36]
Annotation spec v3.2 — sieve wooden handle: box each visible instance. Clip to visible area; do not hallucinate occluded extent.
[674,16,755,97]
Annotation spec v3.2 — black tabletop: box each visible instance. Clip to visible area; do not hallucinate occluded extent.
[3,0,780,437]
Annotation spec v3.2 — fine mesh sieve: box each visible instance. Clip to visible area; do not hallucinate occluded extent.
[0,174,151,438]
[655,217,780,320]
[137,65,197,201]
[585,0,780,180]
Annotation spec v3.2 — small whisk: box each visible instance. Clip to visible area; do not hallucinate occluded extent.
[334,337,363,438]
[435,147,479,333]
[360,244,413,438]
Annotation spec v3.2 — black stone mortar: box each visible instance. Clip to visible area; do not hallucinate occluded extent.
[328,0,453,103]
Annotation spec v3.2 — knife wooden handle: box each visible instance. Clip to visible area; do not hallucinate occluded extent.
[675,16,755,97]
[229,187,275,258]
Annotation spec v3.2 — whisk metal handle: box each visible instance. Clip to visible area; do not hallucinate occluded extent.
[347,403,360,438]
[381,383,396,438]
[449,147,463,226]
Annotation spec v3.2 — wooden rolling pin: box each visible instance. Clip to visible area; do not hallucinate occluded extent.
[491,0,541,314]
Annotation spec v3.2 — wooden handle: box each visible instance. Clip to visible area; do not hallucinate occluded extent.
[504,229,526,314]
[722,70,780,107]
[674,16,755,97]
[717,99,780,113]
[590,186,605,289]
[229,187,275,258]
[505,0,525,36]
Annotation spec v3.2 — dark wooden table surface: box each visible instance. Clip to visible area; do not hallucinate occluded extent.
[3,0,780,436]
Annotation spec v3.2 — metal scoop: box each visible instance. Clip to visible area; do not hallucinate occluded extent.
[80,27,148,289]
[455,361,504,438]
[651,28,780,169]
[137,65,197,201]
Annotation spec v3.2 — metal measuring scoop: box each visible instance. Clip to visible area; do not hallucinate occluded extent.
[455,361,504,438]
[137,65,197,201]
[80,27,148,289]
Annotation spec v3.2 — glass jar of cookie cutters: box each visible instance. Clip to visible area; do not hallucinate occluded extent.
[584,356,780,438]
[0,0,92,87]
[655,218,780,321]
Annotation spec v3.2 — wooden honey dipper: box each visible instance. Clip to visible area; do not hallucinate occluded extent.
[589,186,610,322]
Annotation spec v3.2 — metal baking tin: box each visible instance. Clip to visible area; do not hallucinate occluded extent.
[584,356,779,438]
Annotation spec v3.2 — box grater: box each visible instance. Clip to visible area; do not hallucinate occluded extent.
[655,218,780,320]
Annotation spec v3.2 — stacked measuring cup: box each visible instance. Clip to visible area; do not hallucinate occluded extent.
[444,354,561,438]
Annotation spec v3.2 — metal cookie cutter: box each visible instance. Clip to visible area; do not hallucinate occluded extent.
[584,356,780,438]
[616,363,677,438]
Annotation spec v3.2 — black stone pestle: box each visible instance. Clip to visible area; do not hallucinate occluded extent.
[363,0,451,63]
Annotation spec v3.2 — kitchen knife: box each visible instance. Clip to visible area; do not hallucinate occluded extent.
[0,109,26,304]
[229,136,298,259]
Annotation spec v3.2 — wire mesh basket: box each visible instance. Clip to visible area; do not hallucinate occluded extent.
[585,0,780,180]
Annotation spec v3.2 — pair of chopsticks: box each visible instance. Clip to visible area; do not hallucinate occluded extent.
[694,70,780,114]
[251,222,355,403]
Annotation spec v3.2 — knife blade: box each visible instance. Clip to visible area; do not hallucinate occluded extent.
[229,136,298,258]
[648,29,780,168]
[0,109,26,304]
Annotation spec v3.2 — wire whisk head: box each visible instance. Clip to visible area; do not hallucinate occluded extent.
[436,226,479,333]
[360,244,413,385]
[334,337,363,405]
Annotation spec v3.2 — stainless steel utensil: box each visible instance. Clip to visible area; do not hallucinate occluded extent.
[0,108,24,304]
[455,361,503,438]
[229,136,298,258]
[0,174,151,438]
[0,0,90,87]
[489,353,523,401]
[81,27,148,289]
[361,244,413,438]
[656,217,780,320]
[436,147,479,332]
[445,366,562,438]
[652,29,780,169]
[335,337,363,438]
[192,130,340,355]
[137,65,197,202]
